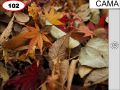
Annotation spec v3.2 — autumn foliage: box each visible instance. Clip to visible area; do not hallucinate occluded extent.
[0,0,108,90]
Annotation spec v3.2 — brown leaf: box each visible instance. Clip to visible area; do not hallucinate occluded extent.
[0,16,14,45]
[14,12,30,23]
[59,60,69,87]
[84,68,108,87]
[49,35,69,62]
[67,59,78,90]
[79,38,108,68]
[76,3,91,22]
[0,65,9,83]
[78,66,92,78]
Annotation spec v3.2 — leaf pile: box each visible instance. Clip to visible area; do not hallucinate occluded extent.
[0,0,108,90]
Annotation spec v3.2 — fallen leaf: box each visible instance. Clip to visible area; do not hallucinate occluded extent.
[6,62,49,90]
[76,3,91,22]
[94,28,108,39]
[78,66,92,78]
[14,12,30,23]
[59,60,69,87]
[3,24,51,56]
[0,16,14,45]
[84,68,108,87]
[41,83,47,90]
[49,35,69,62]
[67,59,78,90]
[78,25,94,37]
[90,14,100,24]
[50,25,80,48]
[0,65,9,82]
[79,38,108,68]
[28,2,40,21]
[44,7,63,25]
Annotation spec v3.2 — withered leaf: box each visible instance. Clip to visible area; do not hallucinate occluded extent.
[49,35,69,61]
[76,3,91,22]
[14,12,30,23]
[67,59,78,90]
[0,16,14,45]
[78,65,92,78]
[0,65,9,82]
[79,38,108,68]
[84,68,108,87]
[59,60,69,86]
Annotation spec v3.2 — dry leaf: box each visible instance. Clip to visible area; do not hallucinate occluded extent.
[3,24,51,56]
[78,25,94,37]
[94,28,108,39]
[14,12,30,23]
[67,59,78,90]
[3,27,29,49]
[41,83,47,90]
[0,16,14,45]
[90,9,100,24]
[84,68,108,86]
[50,25,80,48]
[76,3,91,22]
[78,66,92,78]
[59,60,69,87]
[28,2,40,21]
[44,8,63,25]
[0,65,9,82]
[49,35,69,61]
[79,38,108,68]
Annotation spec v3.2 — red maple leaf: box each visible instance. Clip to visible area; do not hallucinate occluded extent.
[6,62,49,90]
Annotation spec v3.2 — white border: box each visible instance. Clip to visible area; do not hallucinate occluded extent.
[109,9,120,90]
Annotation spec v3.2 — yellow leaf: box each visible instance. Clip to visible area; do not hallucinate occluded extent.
[28,2,40,21]
[0,65,9,82]
[78,66,92,78]
[44,8,64,25]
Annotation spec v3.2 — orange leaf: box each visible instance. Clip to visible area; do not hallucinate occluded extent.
[78,25,94,37]
[44,8,64,25]
[28,2,40,21]
[37,34,43,54]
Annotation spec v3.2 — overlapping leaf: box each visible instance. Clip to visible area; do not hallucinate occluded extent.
[44,8,64,25]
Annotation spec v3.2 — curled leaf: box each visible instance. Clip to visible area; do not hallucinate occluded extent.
[84,68,108,87]
[78,66,92,78]
[67,59,78,90]
[0,16,14,45]
[79,38,108,68]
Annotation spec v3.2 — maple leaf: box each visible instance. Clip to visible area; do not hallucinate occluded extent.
[25,24,52,56]
[3,24,51,56]
[6,62,49,90]
[78,25,94,37]
[28,2,40,21]
[44,7,64,25]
